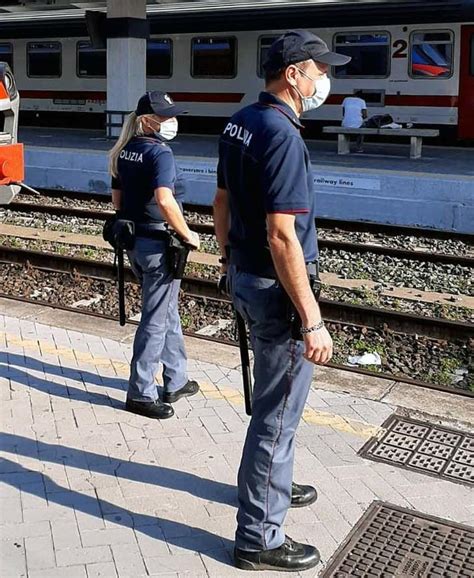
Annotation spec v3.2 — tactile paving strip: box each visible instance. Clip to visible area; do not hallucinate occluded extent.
[359,415,474,486]
[321,501,474,577]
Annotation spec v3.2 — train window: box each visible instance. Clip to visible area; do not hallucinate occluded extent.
[0,43,13,72]
[27,42,61,77]
[147,39,172,77]
[333,32,390,77]
[257,36,278,77]
[77,41,106,77]
[409,30,453,78]
[191,37,237,78]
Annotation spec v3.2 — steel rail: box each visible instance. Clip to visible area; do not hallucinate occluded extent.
[6,201,474,268]
[0,292,472,399]
[16,189,474,243]
[1,245,472,342]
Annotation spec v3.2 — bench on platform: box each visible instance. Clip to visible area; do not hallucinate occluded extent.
[322,126,439,159]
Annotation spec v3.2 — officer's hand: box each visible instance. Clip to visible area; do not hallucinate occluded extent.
[303,326,333,365]
[217,274,229,296]
[186,231,200,250]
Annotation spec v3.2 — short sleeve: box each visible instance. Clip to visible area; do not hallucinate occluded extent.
[150,148,176,190]
[261,135,309,214]
[111,175,121,189]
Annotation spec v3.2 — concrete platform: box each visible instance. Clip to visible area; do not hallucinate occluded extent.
[1,298,473,577]
[20,127,474,234]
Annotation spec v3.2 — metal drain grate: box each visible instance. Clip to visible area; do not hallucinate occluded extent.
[359,415,474,486]
[321,501,474,577]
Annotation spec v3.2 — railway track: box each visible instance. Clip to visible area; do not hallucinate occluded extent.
[1,289,472,400]
[14,187,474,243]
[6,200,474,268]
[1,244,471,397]
[1,245,471,343]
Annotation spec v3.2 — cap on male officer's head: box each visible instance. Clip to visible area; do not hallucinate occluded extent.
[263,30,351,73]
[135,91,187,118]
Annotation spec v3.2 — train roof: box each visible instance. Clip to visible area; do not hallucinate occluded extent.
[1,0,473,38]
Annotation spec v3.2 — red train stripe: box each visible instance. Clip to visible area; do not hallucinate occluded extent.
[20,90,107,100]
[170,92,244,103]
[19,90,244,104]
[20,90,458,107]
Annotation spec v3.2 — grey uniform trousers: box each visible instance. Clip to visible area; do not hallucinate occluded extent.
[127,237,188,401]
[228,266,314,551]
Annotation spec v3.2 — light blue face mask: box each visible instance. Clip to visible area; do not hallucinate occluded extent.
[294,68,331,112]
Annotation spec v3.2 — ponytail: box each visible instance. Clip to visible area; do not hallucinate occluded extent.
[109,112,144,177]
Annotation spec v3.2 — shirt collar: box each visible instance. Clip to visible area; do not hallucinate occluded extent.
[258,92,304,129]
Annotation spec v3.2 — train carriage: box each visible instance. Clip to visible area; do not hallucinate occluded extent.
[0,0,473,139]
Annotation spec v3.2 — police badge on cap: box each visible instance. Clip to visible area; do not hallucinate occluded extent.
[135,91,187,117]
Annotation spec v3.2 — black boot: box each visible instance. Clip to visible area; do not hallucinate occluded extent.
[125,398,174,419]
[234,536,320,572]
[290,482,318,508]
[162,380,199,404]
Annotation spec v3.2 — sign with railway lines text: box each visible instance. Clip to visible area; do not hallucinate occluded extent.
[314,174,381,191]
[178,160,217,181]
[176,159,381,192]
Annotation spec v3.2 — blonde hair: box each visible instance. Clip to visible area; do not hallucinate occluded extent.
[109,112,146,177]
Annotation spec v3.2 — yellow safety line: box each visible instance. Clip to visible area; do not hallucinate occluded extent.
[1,331,380,438]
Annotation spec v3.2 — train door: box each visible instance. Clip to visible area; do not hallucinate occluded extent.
[458,25,474,139]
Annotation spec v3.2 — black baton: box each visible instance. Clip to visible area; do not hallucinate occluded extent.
[235,310,253,416]
[116,247,126,326]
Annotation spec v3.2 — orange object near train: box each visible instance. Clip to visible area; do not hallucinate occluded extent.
[0,143,24,185]
[0,61,23,203]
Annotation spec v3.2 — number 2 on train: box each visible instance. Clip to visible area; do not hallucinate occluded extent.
[392,39,408,58]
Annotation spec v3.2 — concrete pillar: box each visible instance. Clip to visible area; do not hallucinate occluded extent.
[106,0,147,138]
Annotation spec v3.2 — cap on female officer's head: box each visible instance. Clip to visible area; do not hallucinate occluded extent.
[263,30,351,73]
[135,91,187,118]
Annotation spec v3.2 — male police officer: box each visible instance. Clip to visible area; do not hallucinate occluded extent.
[213,31,350,572]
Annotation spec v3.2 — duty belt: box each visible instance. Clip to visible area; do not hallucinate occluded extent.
[135,225,169,241]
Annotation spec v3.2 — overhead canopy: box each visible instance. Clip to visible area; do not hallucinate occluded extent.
[1,0,473,37]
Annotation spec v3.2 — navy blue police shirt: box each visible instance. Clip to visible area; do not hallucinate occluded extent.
[111,136,186,230]
[217,92,318,277]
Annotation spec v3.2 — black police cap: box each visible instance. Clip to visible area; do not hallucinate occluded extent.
[135,91,187,117]
[264,30,351,72]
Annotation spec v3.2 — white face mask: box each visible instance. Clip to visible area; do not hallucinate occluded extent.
[294,69,331,112]
[157,117,178,141]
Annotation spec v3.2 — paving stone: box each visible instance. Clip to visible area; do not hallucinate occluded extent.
[2,313,474,578]
[56,545,112,567]
[144,552,208,576]
[24,534,55,571]
[135,525,170,558]
[0,538,27,577]
[86,561,119,578]
[111,543,147,576]
[0,521,51,541]
[0,495,23,523]
[51,519,82,551]
[29,565,87,578]
[81,528,137,548]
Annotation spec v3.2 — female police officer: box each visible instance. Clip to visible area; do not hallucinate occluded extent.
[109,91,200,420]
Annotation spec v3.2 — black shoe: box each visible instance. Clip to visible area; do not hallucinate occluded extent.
[125,398,174,419]
[234,536,320,572]
[162,380,200,404]
[290,482,318,508]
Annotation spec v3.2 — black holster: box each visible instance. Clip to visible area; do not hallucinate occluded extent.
[167,231,191,279]
[290,261,321,341]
